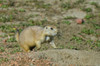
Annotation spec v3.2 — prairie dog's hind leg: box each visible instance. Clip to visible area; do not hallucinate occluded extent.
[50,40,57,48]
[21,45,30,52]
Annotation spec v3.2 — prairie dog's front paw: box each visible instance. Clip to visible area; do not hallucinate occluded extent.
[45,36,50,41]
[50,41,57,48]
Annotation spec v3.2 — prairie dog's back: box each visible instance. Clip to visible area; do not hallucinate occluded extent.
[31,26,43,36]
[31,26,44,40]
[19,26,43,44]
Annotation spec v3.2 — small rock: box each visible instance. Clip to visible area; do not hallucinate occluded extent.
[76,19,84,24]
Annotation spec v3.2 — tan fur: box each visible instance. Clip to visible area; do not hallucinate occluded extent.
[15,31,19,42]
[15,25,58,52]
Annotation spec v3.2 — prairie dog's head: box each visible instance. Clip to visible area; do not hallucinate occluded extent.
[43,25,58,36]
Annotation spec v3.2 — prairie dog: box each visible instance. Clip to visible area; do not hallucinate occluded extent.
[15,25,58,52]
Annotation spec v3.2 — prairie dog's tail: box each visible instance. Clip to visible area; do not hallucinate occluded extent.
[15,29,19,42]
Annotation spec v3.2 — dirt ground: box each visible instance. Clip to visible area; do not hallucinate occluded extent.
[1,49,100,66]
[0,0,100,66]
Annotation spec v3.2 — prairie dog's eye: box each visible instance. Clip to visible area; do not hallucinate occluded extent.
[51,27,53,30]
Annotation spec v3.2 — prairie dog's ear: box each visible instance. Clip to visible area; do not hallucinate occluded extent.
[44,26,48,29]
